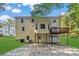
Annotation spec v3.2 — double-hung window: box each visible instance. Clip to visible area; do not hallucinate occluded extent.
[40,24,45,29]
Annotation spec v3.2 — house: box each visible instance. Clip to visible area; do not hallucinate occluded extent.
[15,16,69,44]
[0,23,15,36]
[0,28,4,36]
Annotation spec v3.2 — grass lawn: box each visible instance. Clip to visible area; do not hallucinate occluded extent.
[60,34,79,48]
[0,36,25,55]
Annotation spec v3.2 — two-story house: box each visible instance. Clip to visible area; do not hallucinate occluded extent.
[15,16,69,44]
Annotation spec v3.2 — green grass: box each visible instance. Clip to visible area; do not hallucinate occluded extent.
[60,34,79,48]
[0,36,25,55]
[1,35,79,55]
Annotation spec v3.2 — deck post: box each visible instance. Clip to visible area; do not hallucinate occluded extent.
[35,34,36,43]
[49,33,50,44]
[67,33,68,45]
[46,33,47,44]
[38,33,39,43]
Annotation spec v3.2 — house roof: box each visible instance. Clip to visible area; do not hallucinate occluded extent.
[14,16,61,19]
[15,16,61,24]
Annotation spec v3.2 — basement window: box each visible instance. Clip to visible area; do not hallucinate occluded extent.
[20,39,24,42]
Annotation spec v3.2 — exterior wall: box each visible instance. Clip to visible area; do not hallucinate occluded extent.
[16,17,35,42]
[3,25,9,36]
[50,17,61,44]
[15,16,61,44]
[35,33,50,43]
[0,25,15,36]
[0,28,4,35]
[50,17,61,27]
[34,18,50,33]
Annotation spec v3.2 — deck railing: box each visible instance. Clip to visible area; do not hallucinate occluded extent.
[50,27,69,34]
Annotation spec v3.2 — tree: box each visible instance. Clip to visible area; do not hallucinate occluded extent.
[61,16,69,27]
[68,3,79,26]
[4,19,14,35]
[0,23,3,28]
[31,3,63,18]
[66,3,79,35]
[0,3,5,12]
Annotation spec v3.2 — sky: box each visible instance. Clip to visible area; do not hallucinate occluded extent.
[0,3,69,23]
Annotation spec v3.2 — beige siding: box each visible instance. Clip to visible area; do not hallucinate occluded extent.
[35,33,50,43]
[15,17,61,43]
[34,19,50,33]
[16,17,35,42]
[50,17,61,27]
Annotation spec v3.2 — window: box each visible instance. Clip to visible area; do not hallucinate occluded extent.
[21,18,24,23]
[35,24,38,30]
[40,24,45,29]
[32,19,34,22]
[0,30,2,32]
[27,36,29,40]
[48,24,49,29]
[20,39,24,42]
[53,19,56,23]
[22,27,25,31]
[5,31,7,33]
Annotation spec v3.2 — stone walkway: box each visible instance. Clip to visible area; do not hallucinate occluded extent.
[4,43,79,56]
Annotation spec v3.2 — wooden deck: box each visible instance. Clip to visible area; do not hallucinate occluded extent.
[50,27,69,34]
